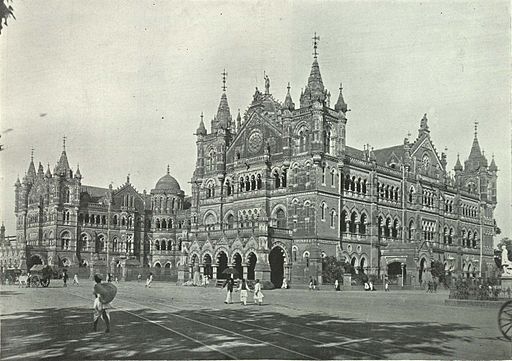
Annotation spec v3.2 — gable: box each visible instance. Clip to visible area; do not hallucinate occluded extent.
[227,111,283,161]
[411,137,442,169]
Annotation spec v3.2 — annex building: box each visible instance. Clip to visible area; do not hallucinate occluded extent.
[2,38,499,287]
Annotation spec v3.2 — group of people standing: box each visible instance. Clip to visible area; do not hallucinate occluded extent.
[223,278,264,306]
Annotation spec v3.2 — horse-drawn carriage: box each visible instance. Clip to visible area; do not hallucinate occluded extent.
[28,265,61,287]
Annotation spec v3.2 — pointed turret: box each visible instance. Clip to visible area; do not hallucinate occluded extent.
[196,112,207,136]
[14,176,21,187]
[37,162,44,177]
[27,149,36,181]
[418,113,430,138]
[300,33,327,107]
[283,83,295,111]
[464,122,487,172]
[468,128,482,160]
[75,164,82,180]
[334,83,348,113]
[489,154,498,172]
[454,153,463,172]
[236,109,242,130]
[214,69,232,132]
[45,163,52,178]
[54,137,71,176]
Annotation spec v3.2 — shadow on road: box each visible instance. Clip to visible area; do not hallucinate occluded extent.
[0,302,478,360]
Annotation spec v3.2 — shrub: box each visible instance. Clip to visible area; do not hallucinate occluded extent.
[449,278,500,301]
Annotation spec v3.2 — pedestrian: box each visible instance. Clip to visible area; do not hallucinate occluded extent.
[238,279,250,305]
[335,279,339,291]
[73,273,79,286]
[93,274,111,333]
[385,279,389,292]
[313,278,317,290]
[253,279,264,306]
[204,275,210,288]
[145,272,153,288]
[309,278,313,291]
[137,273,142,283]
[63,271,69,287]
[426,280,432,293]
[223,276,234,304]
[433,280,438,293]
[281,278,288,289]
[369,281,374,291]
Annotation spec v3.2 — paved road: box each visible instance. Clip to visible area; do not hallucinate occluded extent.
[1,282,510,360]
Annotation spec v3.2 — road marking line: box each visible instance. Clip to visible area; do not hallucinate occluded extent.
[118,291,381,359]
[61,289,237,360]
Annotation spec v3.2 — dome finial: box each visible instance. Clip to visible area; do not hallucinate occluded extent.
[474,120,479,138]
[167,165,170,175]
[312,32,320,59]
[30,148,34,162]
[63,135,67,151]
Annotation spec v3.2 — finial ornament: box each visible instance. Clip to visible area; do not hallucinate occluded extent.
[287,82,291,91]
[221,69,227,92]
[63,135,67,151]
[31,148,34,162]
[200,112,204,122]
[127,173,130,184]
[474,121,478,137]
[339,82,343,91]
[312,32,320,58]
[167,165,170,175]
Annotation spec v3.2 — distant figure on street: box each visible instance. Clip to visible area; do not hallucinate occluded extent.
[73,273,79,286]
[433,280,438,293]
[145,272,153,288]
[93,274,111,333]
[238,279,250,305]
[204,275,210,287]
[281,278,288,289]
[426,281,432,293]
[364,282,370,291]
[334,279,339,291]
[63,271,69,287]
[253,279,264,306]
[309,278,313,291]
[385,279,389,292]
[223,277,234,304]
[137,273,142,283]
[313,279,317,290]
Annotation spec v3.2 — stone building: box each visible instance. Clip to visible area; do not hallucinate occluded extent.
[7,38,498,286]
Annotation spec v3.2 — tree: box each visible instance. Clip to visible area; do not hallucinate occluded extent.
[431,260,446,284]
[322,256,349,284]
[0,0,15,35]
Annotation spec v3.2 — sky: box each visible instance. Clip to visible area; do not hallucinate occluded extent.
[0,0,510,242]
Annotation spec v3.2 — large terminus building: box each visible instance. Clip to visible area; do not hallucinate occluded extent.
[3,39,499,287]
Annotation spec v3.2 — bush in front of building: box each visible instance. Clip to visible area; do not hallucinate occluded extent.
[449,277,500,301]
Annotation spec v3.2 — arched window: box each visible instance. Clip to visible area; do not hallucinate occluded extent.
[349,212,357,233]
[61,231,71,250]
[257,174,262,190]
[276,208,286,228]
[205,213,216,231]
[226,214,234,229]
[330,171,335,187]
[409,187,414,203]
[161,219,167,229]
[273,170,280,188]
[330,210,336,228]
[155,240,160,251]
[321,203,326,221]
[245,176,250,192]
[362,179,367,194]
[292,246,298,262]
[251,175,256,191]
[360,213,367,234]
[97,234,105,253]
[341,210,347,232]
[281,170,287,188]
[65,187,70,203]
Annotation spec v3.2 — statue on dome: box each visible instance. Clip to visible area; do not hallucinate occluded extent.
[253,87,263,102]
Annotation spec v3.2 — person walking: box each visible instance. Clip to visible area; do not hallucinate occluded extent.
[253,279,264,306]
[145,272,153,288]
[309,278,313,291]
[137,273,142,283]
[73,273,79,286]
[238,279,250,305]
[93,274,111,333]
[385,279,389,292]
[334,279,339,291]
[63,271,69,287]
[223,277,234,304]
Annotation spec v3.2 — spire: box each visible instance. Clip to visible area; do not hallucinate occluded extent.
[489,154,498,172]
[468,121,482,160]
[283,82,295,111]
[216,90,232,131]
[196,112,207,136]
[27,148,36,180]
[236,109,242,130]
[334,82,348,113]
[55,137,71,176]
[454,153,463,172]
[15,176,21,187]
[300,33,326,107]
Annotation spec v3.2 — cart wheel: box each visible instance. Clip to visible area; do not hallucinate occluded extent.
[40,278,50,287]
[498,300,512,341]
[30,275,40,287]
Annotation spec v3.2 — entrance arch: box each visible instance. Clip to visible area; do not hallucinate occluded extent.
[233,253,243,279]
[247,252,257,280]
[217,251,228,279]
[387,261,405,284]
[203,254,212,278]
[269,246,285,288]
[419,258,426,284]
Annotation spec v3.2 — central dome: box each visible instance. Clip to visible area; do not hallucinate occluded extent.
[153,167,181,194]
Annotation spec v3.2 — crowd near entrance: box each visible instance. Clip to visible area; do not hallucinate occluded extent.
[269,246,285,288]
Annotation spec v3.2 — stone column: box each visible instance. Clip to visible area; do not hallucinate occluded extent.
[212,265,218,279]
[243,265,248,280]
[401,263,405,287]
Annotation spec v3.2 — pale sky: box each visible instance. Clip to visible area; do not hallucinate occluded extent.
[1,0,510,241]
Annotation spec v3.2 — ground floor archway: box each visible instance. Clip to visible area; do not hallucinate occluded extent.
[269,246,285,288]
[27,254,43,270]
[233,253,243,279]
[247,252,256,280]
[217,251,228,279]
[203,254,212,278]
[419,258,426,284]
[387,261,406,285]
